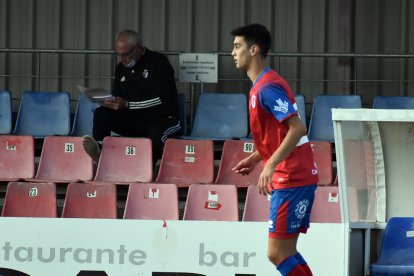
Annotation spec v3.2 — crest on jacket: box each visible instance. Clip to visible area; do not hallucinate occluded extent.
[142,69,149,79]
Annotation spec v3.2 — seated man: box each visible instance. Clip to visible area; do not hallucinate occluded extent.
[83,29,181,164]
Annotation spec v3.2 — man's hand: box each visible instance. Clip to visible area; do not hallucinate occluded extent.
[103,97,128,110]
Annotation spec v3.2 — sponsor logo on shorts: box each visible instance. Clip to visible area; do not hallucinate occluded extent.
[268,219,274,229]
[295,199,309,220]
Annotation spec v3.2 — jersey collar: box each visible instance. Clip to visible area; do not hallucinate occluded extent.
[252,67,271,87]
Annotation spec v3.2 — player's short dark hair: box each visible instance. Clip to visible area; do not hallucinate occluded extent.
[231,24,271,58]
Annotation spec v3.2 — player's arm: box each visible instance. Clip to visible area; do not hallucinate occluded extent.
[256,84,306,195]
[258,116,307,194]
[257,116,306,195]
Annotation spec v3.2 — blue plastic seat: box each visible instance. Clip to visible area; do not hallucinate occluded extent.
[371,217,414,275]
[0,90,12,134]
[183,93,248,140]
[71,93,99,136]
[373,96,414,109]
[308,95,362,142]
[295,94,307,128]
[13,91,71,138]
[177,93,187,135]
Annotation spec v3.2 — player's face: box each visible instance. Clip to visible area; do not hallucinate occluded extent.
[232,36,252,70]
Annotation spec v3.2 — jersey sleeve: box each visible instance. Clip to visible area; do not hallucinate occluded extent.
[258,84,298,122]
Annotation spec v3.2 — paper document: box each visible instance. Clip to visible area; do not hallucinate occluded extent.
[77,85,115,104]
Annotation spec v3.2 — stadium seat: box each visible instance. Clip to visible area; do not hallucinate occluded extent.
[13,91,71,138]
[0,90,12,134]
[0,135,35,181]
[123,183,179,220]
[242,184,270,222]
[2,182,57,218]
[295,94,307,128]
[310,186,341,223]
[311,141,333,185]
[370,217,414,275]
[71,92,99,136]
[155,139,214,187]
[177,93,187,136]
[61,182,117,219]
[183,184,239,221]
[308,95,362,142]
[373,96,414,109]
[215,140,263,188]
[183,93,248,140]
[94,137,153,183]
[31,136,93,183]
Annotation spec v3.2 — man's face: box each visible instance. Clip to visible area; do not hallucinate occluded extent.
[231,36,252,70]
[115,38,142,66]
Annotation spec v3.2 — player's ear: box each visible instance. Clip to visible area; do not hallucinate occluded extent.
[250,45,260,56]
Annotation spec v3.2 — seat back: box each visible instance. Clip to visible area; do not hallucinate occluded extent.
[294,94,307,128]
[13,91,71,138]
[177,93,187,135]
[190,93,248,139]
[308,95,362,142]
[71,93,99,136]
[311,141,333,185]
[183,184,239,221]
[0,135,35,181]
[375,217,414,265]
[94,137,153,183]
[124,183,179,220]
[35,136,94,182]
[310,186,341,223]
[215,140,263,187]
[242,184,270,222]
[373,96,414,109]
[0,90,12,134]
[2,182,56,217]
[155,139,214,187]
[61,182,117,219]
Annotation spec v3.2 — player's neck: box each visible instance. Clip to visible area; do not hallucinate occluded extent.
[247,59,267,84]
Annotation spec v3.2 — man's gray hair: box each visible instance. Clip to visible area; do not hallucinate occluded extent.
[116,29,142,47]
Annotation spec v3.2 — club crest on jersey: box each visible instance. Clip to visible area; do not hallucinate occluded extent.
[142,69,149,79]
[273,98,289,113]
[251,95,256,109]
[295,199,309,220]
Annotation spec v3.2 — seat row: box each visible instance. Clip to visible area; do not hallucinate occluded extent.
[1,89,414,141]
[0,135,335,186]
[1,181,343,223]
[0,90,187,138]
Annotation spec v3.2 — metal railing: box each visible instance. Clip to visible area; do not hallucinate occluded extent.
[1,48,413,94]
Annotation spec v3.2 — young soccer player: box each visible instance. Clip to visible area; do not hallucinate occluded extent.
[231,24,319,276]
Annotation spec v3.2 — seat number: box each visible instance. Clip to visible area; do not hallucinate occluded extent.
[64,143,75,153]
[243,142,254,153]
[126,146,136,156]
[185,145,195,154]
[28,187,38,197]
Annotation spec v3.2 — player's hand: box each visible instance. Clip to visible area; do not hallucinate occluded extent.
[103,97,128,110]
[257,164,273,195]
[232,157,258,176]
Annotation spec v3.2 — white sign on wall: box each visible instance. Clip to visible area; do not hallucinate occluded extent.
[179,53,218,83]
[0,218,345,276]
